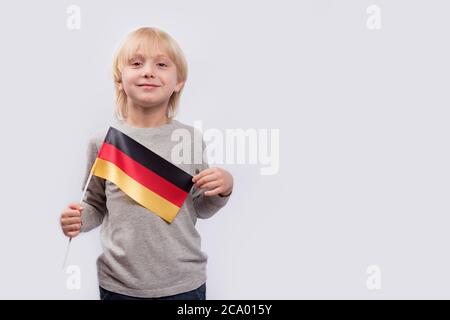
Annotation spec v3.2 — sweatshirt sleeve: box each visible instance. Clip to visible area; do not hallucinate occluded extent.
[80,135,107,232]
[191,139,232,219]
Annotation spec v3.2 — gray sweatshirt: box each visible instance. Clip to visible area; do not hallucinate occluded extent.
[79,119,231,298]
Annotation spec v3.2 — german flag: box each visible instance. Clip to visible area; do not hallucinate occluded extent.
[89,126,193,223]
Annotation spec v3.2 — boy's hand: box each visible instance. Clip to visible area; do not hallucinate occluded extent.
[192,167,233,197]
[60,203,84,238]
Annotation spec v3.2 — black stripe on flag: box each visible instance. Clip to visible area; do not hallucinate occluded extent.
[104,126,194,193]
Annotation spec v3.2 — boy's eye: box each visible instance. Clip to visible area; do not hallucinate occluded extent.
[157,63,168,67]
[131,61,143,66]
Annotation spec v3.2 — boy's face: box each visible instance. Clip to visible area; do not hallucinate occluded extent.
[119,47,184,111]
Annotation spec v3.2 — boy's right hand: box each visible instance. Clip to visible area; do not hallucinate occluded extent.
[60,203,84,238]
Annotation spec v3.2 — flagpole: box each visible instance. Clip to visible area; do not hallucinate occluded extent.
[62,167,95,270]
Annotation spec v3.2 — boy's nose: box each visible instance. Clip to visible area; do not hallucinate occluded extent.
[142,64,155,77]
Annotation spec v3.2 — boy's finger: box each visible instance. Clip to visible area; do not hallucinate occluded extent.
[63,224,81,231]
[192,168,214,183]
[64,210,82,217]
[195,173,219,188]
[204,187,222,197]
[67,231,80,238]
[200,181,220,191]
[69,203,84,210]
[61,217,81,225]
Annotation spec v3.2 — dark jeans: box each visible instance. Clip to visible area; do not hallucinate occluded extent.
[99,283,206,300]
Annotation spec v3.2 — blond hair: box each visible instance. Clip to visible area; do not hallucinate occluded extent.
[112,27,188,121]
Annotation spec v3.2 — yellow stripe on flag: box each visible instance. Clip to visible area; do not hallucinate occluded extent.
[92,158,181,223]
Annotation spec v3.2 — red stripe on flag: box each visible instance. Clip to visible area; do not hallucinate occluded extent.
[98,142,189,207]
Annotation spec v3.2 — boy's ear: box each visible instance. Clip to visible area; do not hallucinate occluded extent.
[174,81,185,93]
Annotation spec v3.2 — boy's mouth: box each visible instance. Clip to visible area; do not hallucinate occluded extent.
[137,83,160,87]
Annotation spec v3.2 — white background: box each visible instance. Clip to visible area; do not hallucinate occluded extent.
[0,0,449,299]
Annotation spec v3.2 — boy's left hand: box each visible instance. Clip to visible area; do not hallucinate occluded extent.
[192,167,233,197]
